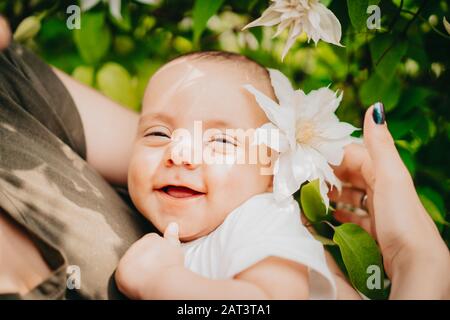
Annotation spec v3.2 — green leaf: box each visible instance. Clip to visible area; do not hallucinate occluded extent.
[413,116,436,144]
[347,0,368,31]
[114,35,135,56]
[74,12,111,64]
[313,234,336,246]
[173,36,194,53]
[300,179,327,223]
[333,223,385,299]
[396,86,434,117]
[72,66,94,86]
[418,189,449,228]
[13,16,41,42]
[370,35,408,81]
[134,59,163,103]
[96,62,139,110]
[359,72,401,111]
[192,0,225,45]
[387,116,420,140]
[397,146,416,176]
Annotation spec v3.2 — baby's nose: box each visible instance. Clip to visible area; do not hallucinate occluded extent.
[165,135,201,169]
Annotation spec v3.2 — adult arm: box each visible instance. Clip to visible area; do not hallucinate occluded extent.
[330,103,450,299]
[0,16,10,50]
[53,69,139,186]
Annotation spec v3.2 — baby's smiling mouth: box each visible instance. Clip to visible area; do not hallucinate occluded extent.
[157,185,205,199]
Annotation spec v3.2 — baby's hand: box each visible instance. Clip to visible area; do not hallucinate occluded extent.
[115,222,184,299]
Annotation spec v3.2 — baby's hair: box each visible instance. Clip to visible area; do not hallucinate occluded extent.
[169,51,276,100]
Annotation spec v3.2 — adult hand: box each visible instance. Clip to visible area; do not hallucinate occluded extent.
[330,102,450,299]
[0,16,11,51]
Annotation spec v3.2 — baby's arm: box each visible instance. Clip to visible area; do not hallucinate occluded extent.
[115,224,309,300]
[130,257,309,300]
[138,256,309,300]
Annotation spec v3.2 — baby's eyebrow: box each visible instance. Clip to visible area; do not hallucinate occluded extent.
[203,119,235,129]
[138,113,173,127]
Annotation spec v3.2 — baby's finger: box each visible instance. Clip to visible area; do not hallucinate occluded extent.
[164,222,180,246]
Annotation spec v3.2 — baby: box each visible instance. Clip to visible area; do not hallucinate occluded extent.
[115,52,337,299]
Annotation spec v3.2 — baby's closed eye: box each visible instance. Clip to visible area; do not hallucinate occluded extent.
[209,134,238,146]
[144,125,171,138]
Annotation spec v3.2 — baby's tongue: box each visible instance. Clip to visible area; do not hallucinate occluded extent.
[165,186,200,198]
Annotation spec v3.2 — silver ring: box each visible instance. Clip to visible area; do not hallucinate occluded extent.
[360,193,368,211]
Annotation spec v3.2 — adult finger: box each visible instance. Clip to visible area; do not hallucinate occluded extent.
[0,16,11,51]
[329,186,366,209]
[332,143,373,191]
[164,222,180,246]
[363,103,410,183]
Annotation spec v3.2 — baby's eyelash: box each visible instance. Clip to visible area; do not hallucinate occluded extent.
[145,131,170,138]
[210,135,237,146]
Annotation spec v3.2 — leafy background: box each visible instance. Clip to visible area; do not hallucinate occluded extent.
[1,0,449,298]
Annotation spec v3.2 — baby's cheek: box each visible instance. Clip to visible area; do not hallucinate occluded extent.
[206,163,268,206]
[128,148,162,197]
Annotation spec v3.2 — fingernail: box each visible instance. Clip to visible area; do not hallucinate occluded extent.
[167,222,179,234]
[372,102,385,125]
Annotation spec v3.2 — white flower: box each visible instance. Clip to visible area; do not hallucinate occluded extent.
[243,0,342,60]
[81,0,160,20]
[244,69,357,207]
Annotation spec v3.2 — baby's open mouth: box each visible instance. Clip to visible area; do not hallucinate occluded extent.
[157,185,205,199]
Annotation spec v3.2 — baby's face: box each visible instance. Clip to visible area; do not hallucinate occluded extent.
[128,58,275,242]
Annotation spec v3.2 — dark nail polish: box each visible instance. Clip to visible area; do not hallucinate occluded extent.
[372,102,385,125]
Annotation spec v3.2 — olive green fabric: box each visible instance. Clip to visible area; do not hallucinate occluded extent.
[0,43,155,299]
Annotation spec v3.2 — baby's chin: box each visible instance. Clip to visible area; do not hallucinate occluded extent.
[178,223,210,243]
[152,216,207,243]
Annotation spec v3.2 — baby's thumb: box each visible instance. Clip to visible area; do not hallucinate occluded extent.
[363,102,408,178]
[164,222,180,246]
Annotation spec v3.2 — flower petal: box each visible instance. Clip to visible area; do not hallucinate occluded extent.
[291,144,313,183]
[318,121,358,140]
[81,0,100,11]
[319,179,330,209]
[243,84,294,131]
[243,8,281,29]
[299,87,341,121]
[310,138,347,166]
[313,3,343,46]
[267,68,295,109]
[273,152,300,201]
[273,18,292,38]
[109,0,122,20]
[281,21,302,61]
[253,123,290,153]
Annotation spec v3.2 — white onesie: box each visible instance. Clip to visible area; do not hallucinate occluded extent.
[181,193,337,299]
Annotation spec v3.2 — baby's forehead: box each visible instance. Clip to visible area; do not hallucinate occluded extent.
[147,57,272,95]
[140,57,273,128]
